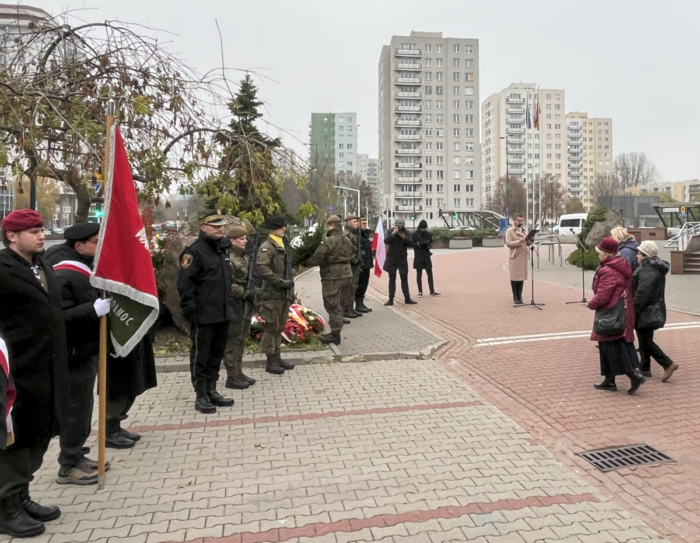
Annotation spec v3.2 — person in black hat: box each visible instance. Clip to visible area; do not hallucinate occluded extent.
[45,222,113,485]
[256,215,296,374]
[411,220,440,297]
[383,219,417,305]
[177,212,235,414]
[354,217,374,313]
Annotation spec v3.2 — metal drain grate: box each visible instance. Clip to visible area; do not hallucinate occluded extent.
[577,444,675,472]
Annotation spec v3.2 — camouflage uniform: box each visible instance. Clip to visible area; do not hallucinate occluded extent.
[256,238,290,355]
[343,227,362,313]
[307,229,355,333]
[223,246,251,381]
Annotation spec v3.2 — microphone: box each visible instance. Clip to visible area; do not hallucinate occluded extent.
[570,228,575,234]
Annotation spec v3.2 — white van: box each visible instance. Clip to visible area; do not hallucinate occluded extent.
[553,213,588,236]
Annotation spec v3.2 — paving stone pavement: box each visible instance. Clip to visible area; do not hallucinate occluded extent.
[1,360,672,543]
[295,268,442,356]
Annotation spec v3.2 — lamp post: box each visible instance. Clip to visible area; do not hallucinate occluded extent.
[334,185,360,217]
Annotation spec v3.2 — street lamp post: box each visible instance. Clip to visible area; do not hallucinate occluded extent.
[334,185,361,217]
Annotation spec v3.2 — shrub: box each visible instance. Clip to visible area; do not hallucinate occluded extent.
[567,248,599,271]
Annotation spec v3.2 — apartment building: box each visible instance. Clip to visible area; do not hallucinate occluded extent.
[566,112,613,211]
[633,180,700,203]
[378,31,481,227]
[309,113,358,176]
[358,154,380,207]
[481,84,566,212]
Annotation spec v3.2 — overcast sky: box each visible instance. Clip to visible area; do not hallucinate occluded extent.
[34,0,700,181]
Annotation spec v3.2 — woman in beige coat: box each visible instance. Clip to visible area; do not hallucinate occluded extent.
[505,214,532,304]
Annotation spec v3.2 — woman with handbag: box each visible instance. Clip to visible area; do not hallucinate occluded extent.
[632,241,679,381]
[587,237,646,394]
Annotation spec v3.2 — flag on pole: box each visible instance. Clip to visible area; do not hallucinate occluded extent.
[91,126,159,357]
[0,337,15,447]
[526,99,532,129]
[371,217,386,278]
[533,93,541,130]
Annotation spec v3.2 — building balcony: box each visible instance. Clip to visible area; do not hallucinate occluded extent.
[395,62,422,70]
[395,76,422,84]
[395,91,422,98]
[395,134,422,141]
[507,127,525,134]
[395,105,422,112]
[569,156,582,162]
[395,162,422,169]
[395,119,421,126]
[395,205,423,211]
[508,146,525,153]
[505,97,524,104]
[395,191,423,198]
[508,116,525,123]
[509,168,525,174]
[568,184,582,189]
[395,148,421,155]
[507,107,525,113]
[568,134,581,139]
[395,48,421,56]
[395,176,422,183]
[508,157,525,165]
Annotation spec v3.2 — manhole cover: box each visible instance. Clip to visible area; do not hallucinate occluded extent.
[577,444,674,472]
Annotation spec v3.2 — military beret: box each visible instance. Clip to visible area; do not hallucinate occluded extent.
[359,216,367,222]
[198,212,226,226]
[1,209,44,231]
[344,214,359,222]
[64,222,100,241]
[327,215,342,224]
[226,226,247,239]
[262,215,286,230]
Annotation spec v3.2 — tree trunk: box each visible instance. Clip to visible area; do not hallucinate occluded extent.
[63,168,91,223]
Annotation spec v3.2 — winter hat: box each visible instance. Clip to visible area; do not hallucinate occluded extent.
[596,237,619,255]
[262,215,286,230]
[418,219,428,229]
[226,226,247,240]
[638,240,659,258]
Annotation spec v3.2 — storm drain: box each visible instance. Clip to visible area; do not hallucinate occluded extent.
[577,444,674,472]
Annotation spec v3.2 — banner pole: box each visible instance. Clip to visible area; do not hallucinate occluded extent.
[98,100,115,491]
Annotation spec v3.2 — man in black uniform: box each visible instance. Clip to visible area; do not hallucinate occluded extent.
[383,219,417,306]
[354,217,374,313]
[177,212,235,414]
[45,222,113,485]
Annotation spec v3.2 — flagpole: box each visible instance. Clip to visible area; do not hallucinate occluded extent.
[98,100,115,491]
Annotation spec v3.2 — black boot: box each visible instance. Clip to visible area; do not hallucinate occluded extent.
[19,487,60,523]
[225,376,250,390]
[356,298,372,312]
[344,310,358,318]
[628,372,646,395]
[194,382,217,414]
[319,331,341,345]
[240,373,256,385]
[384,299,394,306]
[511,281,519,304]
[404,298,418,304]
[517,282,525,304]
[594,376,617,391]
[106,419,136,448]
[265,353,285,375]
[207,380,234,407]
[117,421,141,443]
[0,493,45,538]
[276,351,295,370]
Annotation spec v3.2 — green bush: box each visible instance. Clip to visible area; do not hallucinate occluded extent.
[429,228,498,245]
[567,248,599,271]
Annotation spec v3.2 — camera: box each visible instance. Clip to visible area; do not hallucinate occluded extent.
[398,226,406,233]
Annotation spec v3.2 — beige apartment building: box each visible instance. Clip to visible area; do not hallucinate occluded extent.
[481,84,566,215]
[566,112,613,210]
[378,31,481,227]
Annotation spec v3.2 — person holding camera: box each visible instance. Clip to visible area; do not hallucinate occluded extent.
[383,219,417,306]
[411,220,440,297]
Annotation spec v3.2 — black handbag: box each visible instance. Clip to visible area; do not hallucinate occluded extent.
[637,300,666,330]
[594,294,627,336]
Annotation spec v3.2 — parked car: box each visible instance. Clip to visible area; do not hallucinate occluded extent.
[52,228,65,236]
[552,213,588,236]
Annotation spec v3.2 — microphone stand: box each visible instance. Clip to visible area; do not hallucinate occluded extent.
[516,236,544,310]
[566,228,588,304]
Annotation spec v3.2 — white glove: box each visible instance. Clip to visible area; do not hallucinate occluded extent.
[94,298,112,317]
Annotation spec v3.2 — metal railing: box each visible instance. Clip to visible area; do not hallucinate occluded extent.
[532,235,563,270]
[666,221,700,250]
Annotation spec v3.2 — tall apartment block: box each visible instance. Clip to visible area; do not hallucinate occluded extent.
[378,31,481,227]
[309,112,358,176]
[481,84,566,210]
[358,154,380,207]
[566,112,613,211]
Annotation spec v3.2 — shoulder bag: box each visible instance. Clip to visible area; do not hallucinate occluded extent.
[594,293,627,336]
[637,300,666,330]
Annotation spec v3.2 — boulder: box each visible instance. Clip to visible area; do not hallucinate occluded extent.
[584,209,623,248]
[159,216,253,332]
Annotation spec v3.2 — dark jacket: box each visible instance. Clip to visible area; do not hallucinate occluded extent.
[632,256,669,330]
[107,330,157,402]
[359,228,373,270]
[383,228,415,275]
[177,232,234,325]
[307,229,354,281]
[0,249,69,448]
[588,256,635,343]
[618,237,640,272]
[411,229,433,270]
[44,243,100,363]
[257,237,288,300]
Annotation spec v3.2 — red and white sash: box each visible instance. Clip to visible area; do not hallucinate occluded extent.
[0,338,15,444]
[53,260,92,278]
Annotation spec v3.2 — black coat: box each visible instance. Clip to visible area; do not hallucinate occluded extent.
[411,230,433,270]
[177,232,234,325]
[632,256,669,330]
[108,331,157,402]
[0,249,68,448]
[44,243,100,364]
[360,228,373,270]
[383,229,415,275]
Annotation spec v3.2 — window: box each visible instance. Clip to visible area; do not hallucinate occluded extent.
[554,124,561,129]
[437,170,444,179]
[436,72,443,81]
[425,58,432,66]
[453,44,460,53]
[465,184,474,192]
[555,114,561,120]
[338,126,344,131]
[348,144,353,149]
[436,156,444,165]
[436,86,443,95]
[425,44,432,52]
[453,128,460,137]
[453,157,461,165]
[436,58,443,67]
[425,170,433,178]
[436,45,443,53]
[453,198,460,206]
[465,143,474,151]
[425,72,432,81]
[453,114,460,122]
[436,114,444,123]
[453,58,460,67]
[436,100,443,109]
[436,142,444,150]
[465,171,474,179]
[425,142,432,150]
[425,184,433,192]
[465,114,474,123]
[546,94,551,99]
[546,114,552,120]
[465,59,473,68]
[555,163,561,170]
[465,129,474,137]
[555,143,561,149]
[555,104,561,110]
[425,114,432,122]
[436,183,444,191]
[465,100,474,109]
[425,198,433,206]
[347,161,353,166]
[546,104,551,110]
[464,156,474,164]
[425,156,433,164]
[425,100,432,108]
[436,129,444,137]
[339,144,344,149]
[465,198,474,207]
[465,45,474,54]
[425,128,432,136]
[465,73,474,82]
[465,87,474,95]
[453,142,461,151]
[453,72,460,81]
[453,100,460,109]
[452,86,460,95]
[555,153,561,159]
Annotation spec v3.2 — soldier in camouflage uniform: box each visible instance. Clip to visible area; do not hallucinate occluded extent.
[342,214,363,319]
[307,215,356,345]
[223,226,258,390]
[256,216,295,375]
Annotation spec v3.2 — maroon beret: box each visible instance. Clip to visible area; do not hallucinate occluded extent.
[1,209,44,232]
[596,237,619,255]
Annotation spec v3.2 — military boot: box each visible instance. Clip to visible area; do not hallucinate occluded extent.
[355,298,372,313]
[276,351,295,371]
[265,353,285,375]
[344,310,357,319]
[106,419,136,449]
[207,381,234,407]
[19,487,61,522]
[319,331,341,345]
[194,382,217,413]
[225,376,250,389]
[0,493,45,538]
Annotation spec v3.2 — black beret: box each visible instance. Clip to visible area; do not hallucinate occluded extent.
[262,215,286,230]
[64,222,100,241]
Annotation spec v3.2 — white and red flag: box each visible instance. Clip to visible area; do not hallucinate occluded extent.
[371,217,386,278]
[0,337,15,446]
[90,125,159,357]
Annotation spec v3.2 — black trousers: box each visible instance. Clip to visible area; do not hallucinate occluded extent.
[58,357,98,470]
[106,394,137,423]
[189,322,229,387]
[388,270,410,301]
[636,328,673,371]
[356,268,371,300]
[416,268,435,294]
[510,281,524,301]
[0,440,50,498]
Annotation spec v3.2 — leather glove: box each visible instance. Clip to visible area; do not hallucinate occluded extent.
[281,279,295,290]
[93,298,112,317]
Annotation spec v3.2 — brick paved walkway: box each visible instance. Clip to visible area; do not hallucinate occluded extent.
[0,361,671,543]
[369,248,700,542]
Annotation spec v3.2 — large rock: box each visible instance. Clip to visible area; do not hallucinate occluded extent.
[160,216,253,331]
[584,209,623,248]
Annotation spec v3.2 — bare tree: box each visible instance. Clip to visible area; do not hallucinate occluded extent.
[566,197,585,214]
[590,172,622,203]
[488,176,526,217]
[540,181,568,224]
[335,172,376,216]
[614,152,661,190]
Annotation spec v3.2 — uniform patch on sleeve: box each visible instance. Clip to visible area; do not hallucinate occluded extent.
[262,248,268,253]
[181,254,193,269]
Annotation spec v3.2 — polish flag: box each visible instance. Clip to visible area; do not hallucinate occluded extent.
[371,217,386,277]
